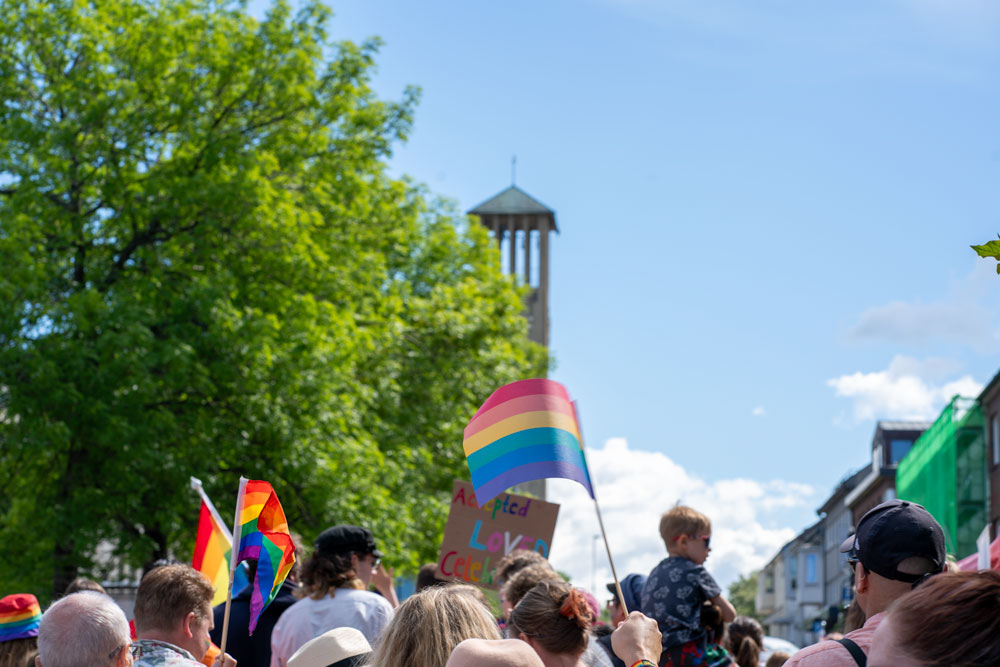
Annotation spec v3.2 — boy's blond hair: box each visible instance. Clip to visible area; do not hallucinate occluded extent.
[659,504,711,546]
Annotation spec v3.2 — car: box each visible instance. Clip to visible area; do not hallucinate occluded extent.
[760,636,800,666]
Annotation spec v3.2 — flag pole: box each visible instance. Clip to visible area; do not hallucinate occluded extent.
[219,476,248,657]
[573,403,629,614]
[190,476,235,543]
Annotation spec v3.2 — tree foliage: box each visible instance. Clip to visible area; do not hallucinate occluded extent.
[0,0,545,598]
[972,237,1000,273]
[727,570,761,621]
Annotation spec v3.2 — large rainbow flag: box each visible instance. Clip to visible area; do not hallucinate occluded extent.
[231,478,296,633]
[190,477,247,606]
[463,378,594,504]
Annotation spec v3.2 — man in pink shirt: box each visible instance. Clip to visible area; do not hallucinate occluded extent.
[784,500,945,667]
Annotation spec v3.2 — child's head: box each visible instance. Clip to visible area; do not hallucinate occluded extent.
[660,504,712,563]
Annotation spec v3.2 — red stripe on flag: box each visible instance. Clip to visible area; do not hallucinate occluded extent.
[191,502,213,571]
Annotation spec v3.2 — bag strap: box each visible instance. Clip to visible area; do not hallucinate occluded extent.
[835,638,867,667]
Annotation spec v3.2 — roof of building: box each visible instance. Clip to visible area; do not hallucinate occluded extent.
[775,518,824,555]
[467,186,558,231]
[817,465,870,515]
[876,420,934,432]
[979,368,1000,403]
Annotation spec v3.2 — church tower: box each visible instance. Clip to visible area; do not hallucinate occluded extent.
[468,185,558,500]
[468,185,557,348]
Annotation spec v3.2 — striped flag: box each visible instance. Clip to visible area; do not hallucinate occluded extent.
[463,378,594,504]
[230,478,296,633]
[190,477,247,606]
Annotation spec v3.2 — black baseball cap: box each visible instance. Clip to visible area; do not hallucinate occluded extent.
[839,499,945,583]
[315,525,384,559]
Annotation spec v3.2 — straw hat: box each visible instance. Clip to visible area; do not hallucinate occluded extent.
[287,627,372,667]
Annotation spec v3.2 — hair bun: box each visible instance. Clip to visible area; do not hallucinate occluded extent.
[559,588,593,629]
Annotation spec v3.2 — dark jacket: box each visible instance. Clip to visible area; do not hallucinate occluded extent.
[211,580,299,667]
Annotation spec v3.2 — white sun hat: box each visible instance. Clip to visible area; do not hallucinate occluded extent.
[287,627,372,667]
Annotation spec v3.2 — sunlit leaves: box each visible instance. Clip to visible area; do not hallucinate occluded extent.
[0,0,543,597]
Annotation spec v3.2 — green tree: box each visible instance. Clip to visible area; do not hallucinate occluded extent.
[972,238,1000,272]
[728,570,761,620]
[0,0,545,598]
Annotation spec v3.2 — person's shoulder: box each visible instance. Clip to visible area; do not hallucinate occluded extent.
[784,639,855,666]
[648,556,677,574]
[275,594,314,622]
[365,590,394,612]
[132,640,202,667]
[334,587,392,610]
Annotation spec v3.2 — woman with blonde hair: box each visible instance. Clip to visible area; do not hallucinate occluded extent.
[508,580,594,667]
[368,584,501,667]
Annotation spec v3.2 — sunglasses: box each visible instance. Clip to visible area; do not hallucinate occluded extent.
[108,643,142,660]
[673,534,711,548]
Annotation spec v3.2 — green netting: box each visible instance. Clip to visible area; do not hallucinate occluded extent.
[896,396,987,557]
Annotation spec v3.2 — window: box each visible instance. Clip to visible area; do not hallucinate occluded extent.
[789,556,798,590]
[806,553,818,584]
[992,416,999,466]
[889,439,914,465]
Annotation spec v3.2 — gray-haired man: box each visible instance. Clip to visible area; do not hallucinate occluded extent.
[36,591,133,667]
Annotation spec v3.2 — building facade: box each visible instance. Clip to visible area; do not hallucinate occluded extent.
[980,371,1000,540]
[756,521,825,647]
[896,396,988,556]
[817,466,868,618]
[844,421,931,527]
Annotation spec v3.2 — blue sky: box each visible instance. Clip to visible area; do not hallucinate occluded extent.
[252,0,1000,590]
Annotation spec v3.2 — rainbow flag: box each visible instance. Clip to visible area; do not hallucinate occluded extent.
[0,594,41,642]
[231,478,296,633]
[190,478,248,606]
[464,378,594,504]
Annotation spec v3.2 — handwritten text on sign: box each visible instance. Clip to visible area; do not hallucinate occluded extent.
[437,480,560,589]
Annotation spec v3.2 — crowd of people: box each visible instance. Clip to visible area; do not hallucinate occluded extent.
[2,499,999,667]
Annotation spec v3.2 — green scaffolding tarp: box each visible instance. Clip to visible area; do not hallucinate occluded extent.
[896,396,987,557]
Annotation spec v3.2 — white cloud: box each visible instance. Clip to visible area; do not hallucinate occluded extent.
[847,262,1000,353]
[546,438,813,598]
[827,355,983,423]
[849,301,998,352]
[895,0,1000,34]
[752,406,766,417]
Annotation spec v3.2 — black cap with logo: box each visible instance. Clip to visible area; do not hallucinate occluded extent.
[839,499,946,583]
[315,525,384,559]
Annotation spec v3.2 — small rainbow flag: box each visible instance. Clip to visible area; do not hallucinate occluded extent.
[192,501,231,606]
[463,378,594,504]
[0,593,41,642]
[231,478,296,634]
[190,478,249,607]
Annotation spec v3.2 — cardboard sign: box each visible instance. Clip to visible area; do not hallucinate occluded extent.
[437,480,560,589]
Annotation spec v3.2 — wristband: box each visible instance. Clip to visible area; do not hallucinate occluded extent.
[629,661,656,667]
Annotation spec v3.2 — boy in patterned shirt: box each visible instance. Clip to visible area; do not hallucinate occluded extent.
[641,505,736,667]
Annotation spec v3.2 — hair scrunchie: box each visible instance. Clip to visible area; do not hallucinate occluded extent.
[559,588,592,628]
